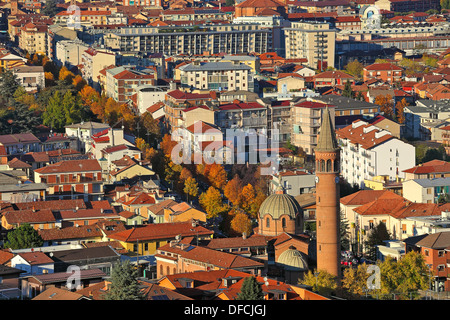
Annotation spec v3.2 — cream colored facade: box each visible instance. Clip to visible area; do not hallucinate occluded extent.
[284,22,336,70]
[111,164,155,183]
[277,76,305,93]
[181,107,215,129]
[290,102,336,155]
[18,24,48,55]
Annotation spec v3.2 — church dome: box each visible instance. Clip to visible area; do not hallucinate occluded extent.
[277,246,309,271]
[259,191,302,220]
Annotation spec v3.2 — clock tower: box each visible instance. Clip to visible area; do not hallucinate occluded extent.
[314,107,341,278]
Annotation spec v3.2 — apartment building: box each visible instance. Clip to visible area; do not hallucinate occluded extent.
[104,23,272,56]
[55,40,90,68]
[105,66,156,104]
[403,178,450,204]
[53,10,111,26]
[81,47,116,88]
[179,61,254,92]
[18,22,48,55]
[363,63,404,83]
[284,21,336,70]
[290,100,336,155]
[337,120,415,187]
[163,90,214,132]
[34,159,104,201]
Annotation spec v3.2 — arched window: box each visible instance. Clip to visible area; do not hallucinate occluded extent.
[160,265,163,276]
[282,217,286,228]
[266,217,270,228]
[320,160,325,172]
[166,266,170,275]
[334,159,339,172]
[326,159,332,172]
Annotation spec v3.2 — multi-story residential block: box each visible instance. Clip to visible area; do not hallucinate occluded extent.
[375,0,440,13]
[403,160,450,181]
[34,159,104,201]
[179,61,254,92]
[54,40,90,68]
[403,178,450,204]
[363,63,404,83]
[215,101,267,133]
[163,89,214,132]
[18,22,48,55]
[414,232,450,292]
[310,94,380,117]
[337,119,415,187]
[105,65,156,104]
[53,10,111,26]
[284,21,336,70]
[12,65,45,92]
[290,100,336,155]
[270,169,316,197]
[81,47,116,89]
[103,23,272,56]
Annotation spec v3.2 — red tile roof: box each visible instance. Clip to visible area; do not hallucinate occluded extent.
[403,160,450,174]
[34,159,101,174]
[336,120,395,150]
[3,209,56,225]
[107,221,213,242]
[364,63,403,71]
[17,251,54,265]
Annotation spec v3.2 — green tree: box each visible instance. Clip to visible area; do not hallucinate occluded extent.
[0,69,20,101]
[4,224,44,249]
[104,260,145,300]
[235,276,264,300]
[342,80,353,98]
[364,222,391,261]
[300,269,338,296]
[41,0,59,17]
[344,59,363,80]
[340,210,350,251]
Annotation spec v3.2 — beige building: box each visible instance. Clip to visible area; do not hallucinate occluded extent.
[277,74,305,93]
[284,21,336,70]
[18,22,48,55]
[81,48,116,88]
[290,100,336,155]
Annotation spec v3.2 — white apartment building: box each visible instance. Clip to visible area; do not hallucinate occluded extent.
[337,120,415,188]
[179,61,254,92]
[55,40,89,68]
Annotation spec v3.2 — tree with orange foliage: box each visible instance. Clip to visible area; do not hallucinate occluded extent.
[207,163,227,190]
[230,210,253,237]
[160,133,177,158]
[72,75,87,91]
[58,66,74,84]
[395,98,407,124]
[375,95,394,120]
[224,174,243,207]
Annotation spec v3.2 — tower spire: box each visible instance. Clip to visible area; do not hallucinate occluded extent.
[316,107,338,153]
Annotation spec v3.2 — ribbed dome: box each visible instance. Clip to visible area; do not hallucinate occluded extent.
[277,246,308,271]
[259,192,301,220]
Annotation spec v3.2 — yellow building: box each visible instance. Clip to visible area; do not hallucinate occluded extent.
[106,220,214,255]
[110,163,155,183]
[164,207,207,223]
[221,54,260,74]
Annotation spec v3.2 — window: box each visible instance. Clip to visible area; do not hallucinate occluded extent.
[424,249,429,256]
[266,217,270,228]
[282,218,286,228]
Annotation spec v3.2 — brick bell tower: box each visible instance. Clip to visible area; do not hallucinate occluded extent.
[314,107,341,278]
